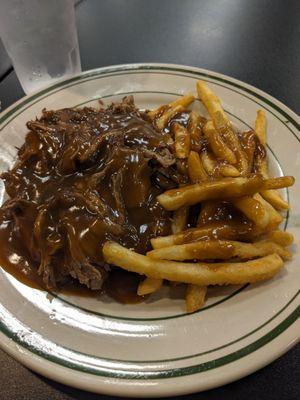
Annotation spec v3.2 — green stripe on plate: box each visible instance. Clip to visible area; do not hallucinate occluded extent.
[0,291,298,377]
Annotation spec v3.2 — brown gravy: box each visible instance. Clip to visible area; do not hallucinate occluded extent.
[0,97,184,303]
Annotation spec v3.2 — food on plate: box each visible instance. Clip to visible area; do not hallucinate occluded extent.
[137,277,163,296]
[0,81,294,312]
[146,239,291,261]
[0,97,181,302]
[186,284,207,314]
[156,176,293,211]
[103,242,284,286]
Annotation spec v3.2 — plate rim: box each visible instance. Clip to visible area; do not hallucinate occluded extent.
[0,63,299,397]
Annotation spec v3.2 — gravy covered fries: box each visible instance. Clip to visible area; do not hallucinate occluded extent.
[103,81,295,313]
[103,242,284,286]
[146,239,291,261]
[203,120,237,164]
[157,176,294,211]
[173,122,190,159]
[254,109,289,210]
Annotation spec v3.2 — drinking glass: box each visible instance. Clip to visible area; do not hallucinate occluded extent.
[0,0,81,94]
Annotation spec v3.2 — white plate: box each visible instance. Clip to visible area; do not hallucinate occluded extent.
[0,64,299,397]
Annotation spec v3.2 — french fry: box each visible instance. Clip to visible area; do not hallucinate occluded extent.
[255,110,267,145]
[169,93,195,108]
[157,176,295,211]
[188,151,208,182]
[265,230,294,247]
[147,239,290,261]
[219,164,240,177]
[240,130,257,174]
[221,125,249,176]
[173,122,190,159]
[200,150,218,176]
[254,193,283,230]
[186,285,207,313]
[155,105,185,131]
[196,80,248,175]
[172,206,189,234]
[196,81,231,126]
[254,110,268,177]
[254,110,288,209]
[188,110,202,151]
[203,120,237,164]
[150,221,254,249]
[147,105,167,121]
[103,242,284,286]
[260,189,289,210]
[137,277,163,296]
[231,196,269,229]
[147,93,195,120]
[255,155,268,179]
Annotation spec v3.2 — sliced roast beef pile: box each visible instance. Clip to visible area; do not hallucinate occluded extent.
[0,97,184,292]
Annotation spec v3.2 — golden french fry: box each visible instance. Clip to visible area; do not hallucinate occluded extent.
[255,110,267,145]
[151,221,254,249]
[103,242,284,286]
[232,196,269,229]
[147,239,290,261]
[260,189,289,210]
[173,122,190,159]
[147,93,195,120]
[186,285,207,313]
[196,81,230,126]
[196,80,248,175]
[265,230,294,247]
[203,120,237,164]
[147,105,167,121]
[234,239,291,259]
[157,176,295,211]
[254,110,268,174]
[172,206,189,234]
[222,127,249,176]
[200,150,218,176]
[155,104,184,131]
[149,240,228,260]
[254,193,283,230]
[240,130,257,174]
[255,156,268,178]
[253,111,288,209]
[254,110,268,177]
[188,110,202,152]
[168,93,195,110]
[218,164,240,177]
[137,277,163,296]
[188,151,208,182]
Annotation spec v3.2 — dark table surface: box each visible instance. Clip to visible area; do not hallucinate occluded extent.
[0,0,299,399]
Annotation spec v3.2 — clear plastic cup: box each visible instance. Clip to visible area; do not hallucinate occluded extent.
[0,0,81,94]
